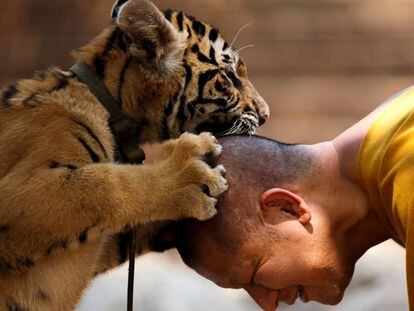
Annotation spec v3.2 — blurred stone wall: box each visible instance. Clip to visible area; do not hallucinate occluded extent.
[2,0,414,142]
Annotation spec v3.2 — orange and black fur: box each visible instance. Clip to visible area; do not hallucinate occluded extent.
[0,0,269,310]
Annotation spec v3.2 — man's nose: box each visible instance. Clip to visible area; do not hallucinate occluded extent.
[244,283,279,311]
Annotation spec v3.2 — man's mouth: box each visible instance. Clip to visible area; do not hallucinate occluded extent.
[279,285,307,305]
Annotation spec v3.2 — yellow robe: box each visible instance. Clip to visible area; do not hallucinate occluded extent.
[358,87,414,309]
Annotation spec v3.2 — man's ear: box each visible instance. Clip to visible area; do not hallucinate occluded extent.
[260,188,311,225]
[112,0,186,72]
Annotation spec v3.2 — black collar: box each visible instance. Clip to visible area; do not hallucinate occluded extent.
[70,61,145,164]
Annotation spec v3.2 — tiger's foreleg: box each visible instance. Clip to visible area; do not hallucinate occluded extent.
[0,132,227,272]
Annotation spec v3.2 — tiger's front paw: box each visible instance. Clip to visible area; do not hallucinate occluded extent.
[154,132,228,221]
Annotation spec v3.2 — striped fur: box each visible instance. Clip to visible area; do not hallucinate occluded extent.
[0,0,267,310]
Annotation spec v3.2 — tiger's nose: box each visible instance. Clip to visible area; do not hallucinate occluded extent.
[258,114,269,126]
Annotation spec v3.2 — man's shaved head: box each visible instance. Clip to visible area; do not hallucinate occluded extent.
[176,135,317,268]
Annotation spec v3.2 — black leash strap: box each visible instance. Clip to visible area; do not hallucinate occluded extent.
[127,230,136,311]
[70,61,144,311]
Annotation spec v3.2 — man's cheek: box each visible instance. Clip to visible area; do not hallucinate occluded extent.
[254,260,295,289]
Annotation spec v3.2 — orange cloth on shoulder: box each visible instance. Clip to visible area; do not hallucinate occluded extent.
[359,86,414,310]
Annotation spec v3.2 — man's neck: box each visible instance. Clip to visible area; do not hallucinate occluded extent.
[308,136,391,262]
[317,102,393,259]
[308,141,369,231]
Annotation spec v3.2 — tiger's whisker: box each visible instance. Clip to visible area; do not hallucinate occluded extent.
[235,44,255,55]
[224,125,238,136]
[231,121,243,134]
[228,121,240,134]
[215,119,238,137]
[231,22,253,48]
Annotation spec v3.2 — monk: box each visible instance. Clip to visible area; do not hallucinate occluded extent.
[165,87,414,310]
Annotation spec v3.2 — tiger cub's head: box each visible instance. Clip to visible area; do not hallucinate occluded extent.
[76,0,269,142]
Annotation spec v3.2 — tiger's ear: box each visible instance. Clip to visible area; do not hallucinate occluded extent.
[112,0,186,73]
[111,0,129,19]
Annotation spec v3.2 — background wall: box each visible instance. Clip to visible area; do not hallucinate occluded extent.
[0,1,410,310]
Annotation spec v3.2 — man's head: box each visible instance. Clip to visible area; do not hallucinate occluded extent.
[175,135,357,310]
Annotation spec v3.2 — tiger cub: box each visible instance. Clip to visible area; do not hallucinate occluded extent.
[0,0,269,310]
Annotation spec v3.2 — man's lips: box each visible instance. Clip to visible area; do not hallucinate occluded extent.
[244,284,279,311]
[248,285,311,310]
[279,286,306,305]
